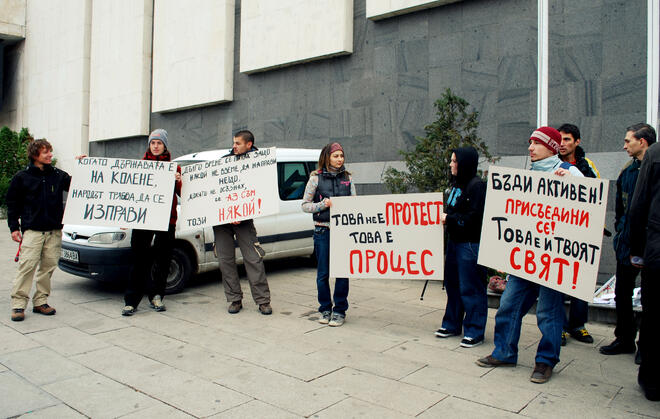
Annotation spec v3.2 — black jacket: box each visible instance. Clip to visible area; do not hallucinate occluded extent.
[6,163,71,232]
[571,146,597,178]
[629,143,660,268]
[445,147,486,243]
[312,168,352,223]
[223,145,258,158]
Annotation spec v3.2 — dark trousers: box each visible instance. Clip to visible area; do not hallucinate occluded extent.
[124,225,175,307]
[441,240,488,340]
[314,226,349,315]
[614,262,641,344]
[638,266,660,391]
[564,296,588,331]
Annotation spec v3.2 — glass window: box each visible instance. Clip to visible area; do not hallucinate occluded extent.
[278,162,309,200]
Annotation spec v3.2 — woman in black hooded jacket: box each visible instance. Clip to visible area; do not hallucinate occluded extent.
[434,147,488,348]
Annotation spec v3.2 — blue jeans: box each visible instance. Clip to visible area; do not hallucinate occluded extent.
[314,226,349,315]
[441,241,487,339]
[491,275,565,367]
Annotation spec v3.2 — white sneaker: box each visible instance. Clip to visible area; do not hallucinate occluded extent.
[328,313,345,327]
[149,296,166,312]
[319,311,331,324]
[122,305,136,316]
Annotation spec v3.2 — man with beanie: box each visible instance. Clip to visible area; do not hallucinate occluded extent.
[213,130,272,315]
[600,123,654,363]
[628,124,659,401]
[7,138,71,321]
[477,126,583,384]
[557,123,599,345]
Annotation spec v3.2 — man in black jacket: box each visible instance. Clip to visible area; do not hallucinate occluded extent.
[628,126,659,402]
[557,123,599,345]
[7,139,71,321]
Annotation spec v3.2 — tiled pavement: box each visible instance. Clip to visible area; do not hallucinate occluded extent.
[0,225,657,418]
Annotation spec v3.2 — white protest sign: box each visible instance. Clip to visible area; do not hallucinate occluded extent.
[63,157,176,231]
[477,166,609,301]
[179,147,278,229]
[329,193,444,280]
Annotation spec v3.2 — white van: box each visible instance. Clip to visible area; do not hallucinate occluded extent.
[58,148,321,293]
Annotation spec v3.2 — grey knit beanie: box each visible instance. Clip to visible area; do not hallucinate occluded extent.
[148,129,168,149]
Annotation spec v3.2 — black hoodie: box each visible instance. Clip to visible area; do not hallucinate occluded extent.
[445,147,486,243]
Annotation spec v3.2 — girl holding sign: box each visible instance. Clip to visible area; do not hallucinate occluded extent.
[122,129,182,316]
[435,147,488,348]
[302,142,356,327]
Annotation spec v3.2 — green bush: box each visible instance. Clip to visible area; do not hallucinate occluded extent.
[383,89,498,194]
[0,126,32,209]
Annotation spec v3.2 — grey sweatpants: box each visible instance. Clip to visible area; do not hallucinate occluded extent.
[213,220,270,305]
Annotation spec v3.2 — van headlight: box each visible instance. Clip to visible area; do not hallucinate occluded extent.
[88,232,127,244]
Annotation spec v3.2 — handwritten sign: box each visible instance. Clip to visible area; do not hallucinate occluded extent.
[478,166,609,301]
[329,193,444,280]
[179,147,278,229]
[63,157,176,231]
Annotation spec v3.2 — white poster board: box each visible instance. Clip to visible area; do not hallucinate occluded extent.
[329,193,444,280]
[478,166,609,301]
[63,157,177,231]
[179,147,279,229]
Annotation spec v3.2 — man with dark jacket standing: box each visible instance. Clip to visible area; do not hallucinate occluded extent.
[7,139,71,321]
[557,123,599,345]
[600,123,654,360]
[213,130,272,315]
[628,127,659,402]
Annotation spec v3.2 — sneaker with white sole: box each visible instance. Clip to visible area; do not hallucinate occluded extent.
[460,336,484,348]
[319,311,331,324]
[149,296,166,312]
[435,328,458,338]
[122,305,136,316]
[328,312,345,327]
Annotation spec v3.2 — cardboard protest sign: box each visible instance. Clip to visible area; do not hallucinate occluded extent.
[63,157,177,231]
[179,147,278,229]
[329,193,444,280]
[478,166,609,301]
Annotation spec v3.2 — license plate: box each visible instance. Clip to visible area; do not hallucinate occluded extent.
[61,248,79,263]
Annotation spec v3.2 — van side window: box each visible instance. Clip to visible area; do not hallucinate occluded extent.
[278,162,309,200]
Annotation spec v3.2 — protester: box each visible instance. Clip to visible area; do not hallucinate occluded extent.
[122,129,182,316]
[213,130,272,315]
[434,147,487,347]
[628,126,659,402]
[7,138,71,321]
[599,123,653,361]
[557,123,599,345]
[302,142,356,327]
[476,126,583,384]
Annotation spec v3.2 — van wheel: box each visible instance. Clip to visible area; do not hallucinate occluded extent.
[163,247,193,294]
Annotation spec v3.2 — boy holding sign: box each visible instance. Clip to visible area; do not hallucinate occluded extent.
[476,127,583,384]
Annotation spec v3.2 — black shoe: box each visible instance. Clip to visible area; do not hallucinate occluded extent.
[638,374,660,401]
[434,328,458,338]
[569,327,594,344]
[635,349,642,365]
[561,331,567,346]
[599,339,635,355]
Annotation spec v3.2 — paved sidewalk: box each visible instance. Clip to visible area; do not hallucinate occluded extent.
[0,225,657,418]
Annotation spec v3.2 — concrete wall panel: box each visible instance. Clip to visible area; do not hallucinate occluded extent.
[151,0,234,113]
[23,0,91,172]
[239,0,353,74]
[0,0,26,39]
[89,0,152,141]
[366,0,462,20]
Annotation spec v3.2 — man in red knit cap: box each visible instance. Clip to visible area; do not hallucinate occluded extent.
[476,126,583,384]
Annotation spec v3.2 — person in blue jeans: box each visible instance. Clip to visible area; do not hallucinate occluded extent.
[435,147,488,348]
[477,126,583,384]
[302,143,356,327]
